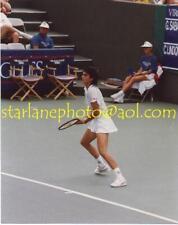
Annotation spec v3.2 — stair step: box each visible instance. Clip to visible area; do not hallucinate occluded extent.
[74,55,93,69]
[11,0,33,9]
[74,55,93,62]
[10,3,94,73]
[11,8,47,21]
[12,8,47,14]
[28,31,69,38]
[54,44,75,48]
[24,21,53,24]
[53,45,75,50]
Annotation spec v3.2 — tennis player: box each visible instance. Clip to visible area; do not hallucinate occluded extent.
[77,67,127,188]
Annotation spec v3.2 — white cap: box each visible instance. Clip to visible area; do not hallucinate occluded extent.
[141,41,153,48]
[39,21,49,29]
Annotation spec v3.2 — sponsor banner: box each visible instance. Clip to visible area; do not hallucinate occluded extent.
[0,48,74,79]
[163,6,178,71]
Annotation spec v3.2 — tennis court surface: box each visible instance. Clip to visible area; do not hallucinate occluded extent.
[1,98,178,224]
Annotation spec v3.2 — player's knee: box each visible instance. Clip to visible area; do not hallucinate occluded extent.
[12,32,19,39]
[13,32,19,37]
[80,139,87,147]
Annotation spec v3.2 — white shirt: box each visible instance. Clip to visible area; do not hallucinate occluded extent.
[84,85,118,133]
[84,85,107,111]
[0,12,12,27]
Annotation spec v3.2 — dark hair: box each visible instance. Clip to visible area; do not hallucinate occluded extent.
[85,67,99,86]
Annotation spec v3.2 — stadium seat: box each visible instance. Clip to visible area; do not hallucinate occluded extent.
[0,43,8,49]
[7,42,25,49]
[10,65,44,101]
[9,44,44,101]
[46,64,79,100]
[129,65,164,102]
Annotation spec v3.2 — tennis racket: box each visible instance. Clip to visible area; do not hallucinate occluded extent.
[58,118,79,131]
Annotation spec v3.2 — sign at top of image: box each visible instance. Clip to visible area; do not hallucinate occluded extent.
[163,6,178,71]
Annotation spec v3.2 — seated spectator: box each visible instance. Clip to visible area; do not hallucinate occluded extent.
[0,2,19,43]
[30,22,54,49]
[166,0,178,4]
[111,41,158,103]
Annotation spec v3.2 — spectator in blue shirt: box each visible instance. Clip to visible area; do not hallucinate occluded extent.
[31,21,54,49]
[140,53,158,74]
[111,41,158,102]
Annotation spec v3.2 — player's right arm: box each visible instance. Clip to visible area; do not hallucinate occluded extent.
[76,101,100,125]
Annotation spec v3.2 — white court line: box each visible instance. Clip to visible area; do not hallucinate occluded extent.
[1,171,178,224]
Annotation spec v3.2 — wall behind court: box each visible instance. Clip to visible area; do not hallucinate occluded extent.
[33,0,178,103]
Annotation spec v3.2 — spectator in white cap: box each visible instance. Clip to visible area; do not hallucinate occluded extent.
[30,21,54,49]
[111,41,158,103]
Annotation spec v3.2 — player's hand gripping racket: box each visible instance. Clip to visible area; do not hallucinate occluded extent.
[58,118,80,131]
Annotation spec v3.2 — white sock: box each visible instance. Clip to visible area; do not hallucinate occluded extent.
[119,90,124,96]
[113,167,122,178]
[96,155,106,167]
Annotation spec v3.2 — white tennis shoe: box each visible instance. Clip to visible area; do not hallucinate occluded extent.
[111,92,120,99]
[110,174,127,187]
[111,91,124,99]
[94,165,111,175]
[113,96,124,103]
[111,91,125,103]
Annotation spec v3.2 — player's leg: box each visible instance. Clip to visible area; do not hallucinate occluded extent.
[80,129,98,158]
[96,133,118,169]
[80,129,109,172]
[96,133,127,187]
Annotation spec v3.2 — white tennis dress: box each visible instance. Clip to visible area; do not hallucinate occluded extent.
[84,85,118,133]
